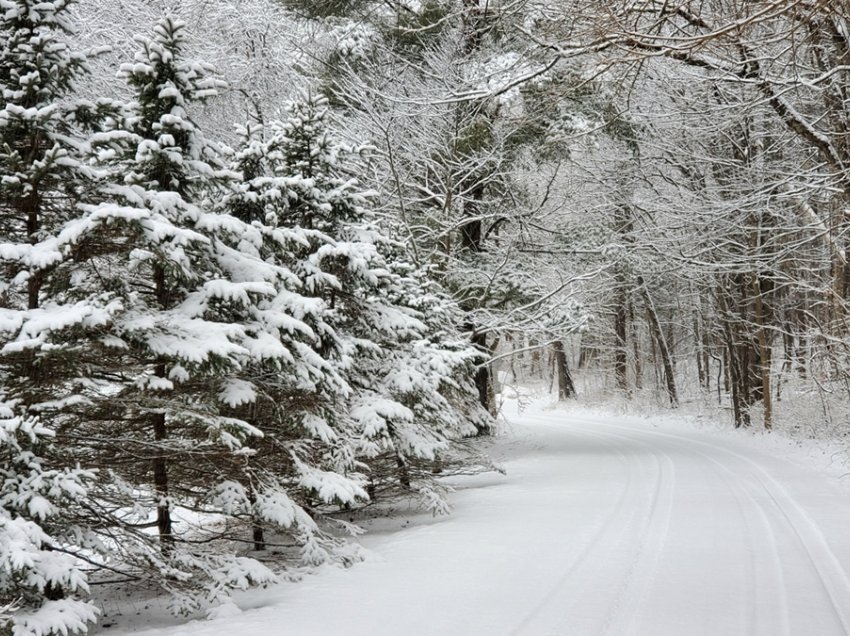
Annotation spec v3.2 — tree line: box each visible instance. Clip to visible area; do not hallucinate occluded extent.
[0,3,490,634]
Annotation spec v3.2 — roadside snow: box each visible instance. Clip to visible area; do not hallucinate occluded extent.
[100,396,850,636]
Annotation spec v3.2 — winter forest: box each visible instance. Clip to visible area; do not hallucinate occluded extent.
[3,0,850,634]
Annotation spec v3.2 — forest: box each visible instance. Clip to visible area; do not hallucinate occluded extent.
[3,0,850,634]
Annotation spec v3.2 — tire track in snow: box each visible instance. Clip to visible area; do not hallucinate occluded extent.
[596,420,850,635]
[689,444,790,636]
[508,425,647,635]
[509,424,676,636]
[684,443,791,636]
[592,421,790,636]
[595,432,676,636]
[723,447,850,635]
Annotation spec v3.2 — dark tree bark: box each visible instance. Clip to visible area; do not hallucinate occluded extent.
[459,180,486,253]
[396,453,411,489]
[252,526,266,553]
[247,486,265,551]
[614,286,629,393]
[613,204,633,395]
[630,301,643,390]
[719,292,750,428]
[152,265,174,551]
[471,331,495,426]
[24,187,41,311]
[553,340,577,400]
[694,314,707,390]
[152,408,173,551]
[753,276,772,429]
[638,276,678,407]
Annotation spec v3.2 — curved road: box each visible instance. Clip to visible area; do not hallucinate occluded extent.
[504,414,850,636]
[120,407,850,636]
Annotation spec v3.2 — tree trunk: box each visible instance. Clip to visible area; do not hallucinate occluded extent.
[25,187,41,311]
[152,264,173,551]
[702,331,711,393]
[614,285,629,393]
[724,325,745,428]
[553,340,576,400]
[638,276,678,407]
[753,277,773,429]
[530,339,541,378]
[719,291,750,428]
[152,408,173,551]
[247,487,265,551]
[252,525,266,552]
[613,203,633,395]
[694,315,706,389]
[22,187,41,385]
[396,453,411,489]
[630,302,643,390]
[460,183,484,252]
[471,331,494,424]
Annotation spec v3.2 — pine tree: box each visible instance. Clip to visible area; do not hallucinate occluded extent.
[1,10,494,628]
[0,0,115,311]
[231,94,490,512]
[221,119,374,559]
[0,1,115,633]
[2,14,289,618]
[0,400,98,635]
[63,17,366,612]
[58,16,316,612]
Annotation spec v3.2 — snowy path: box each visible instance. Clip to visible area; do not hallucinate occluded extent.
[112,405,850,636]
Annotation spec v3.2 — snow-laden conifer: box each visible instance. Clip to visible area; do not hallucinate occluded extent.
[0,398,99,636]
[52,16,367,612]
[0,14,307,616]
[0,1,118,633]
[226,94,491,513]
[2,9,493,627]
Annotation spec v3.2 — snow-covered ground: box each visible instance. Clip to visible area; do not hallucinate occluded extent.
[104,397,850,636]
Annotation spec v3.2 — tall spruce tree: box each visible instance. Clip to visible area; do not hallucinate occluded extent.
[60,16,345,612]
[226,94,490,511]
[0,1,116,633]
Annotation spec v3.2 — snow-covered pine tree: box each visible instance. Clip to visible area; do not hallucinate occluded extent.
[0,1,118,633]
[60,16,371,612]
[184,121,372,566]
[57,16,326,612]
[0,400,97,636]
[229,94,491,513]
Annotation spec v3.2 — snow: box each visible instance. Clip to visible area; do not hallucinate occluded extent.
[12,599,99,636]
[294,459,368,506]
[350,396,414,437]
[100,395,850,636]
[217,379,256,407]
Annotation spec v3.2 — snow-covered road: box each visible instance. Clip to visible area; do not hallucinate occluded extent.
[114,404,850,636]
